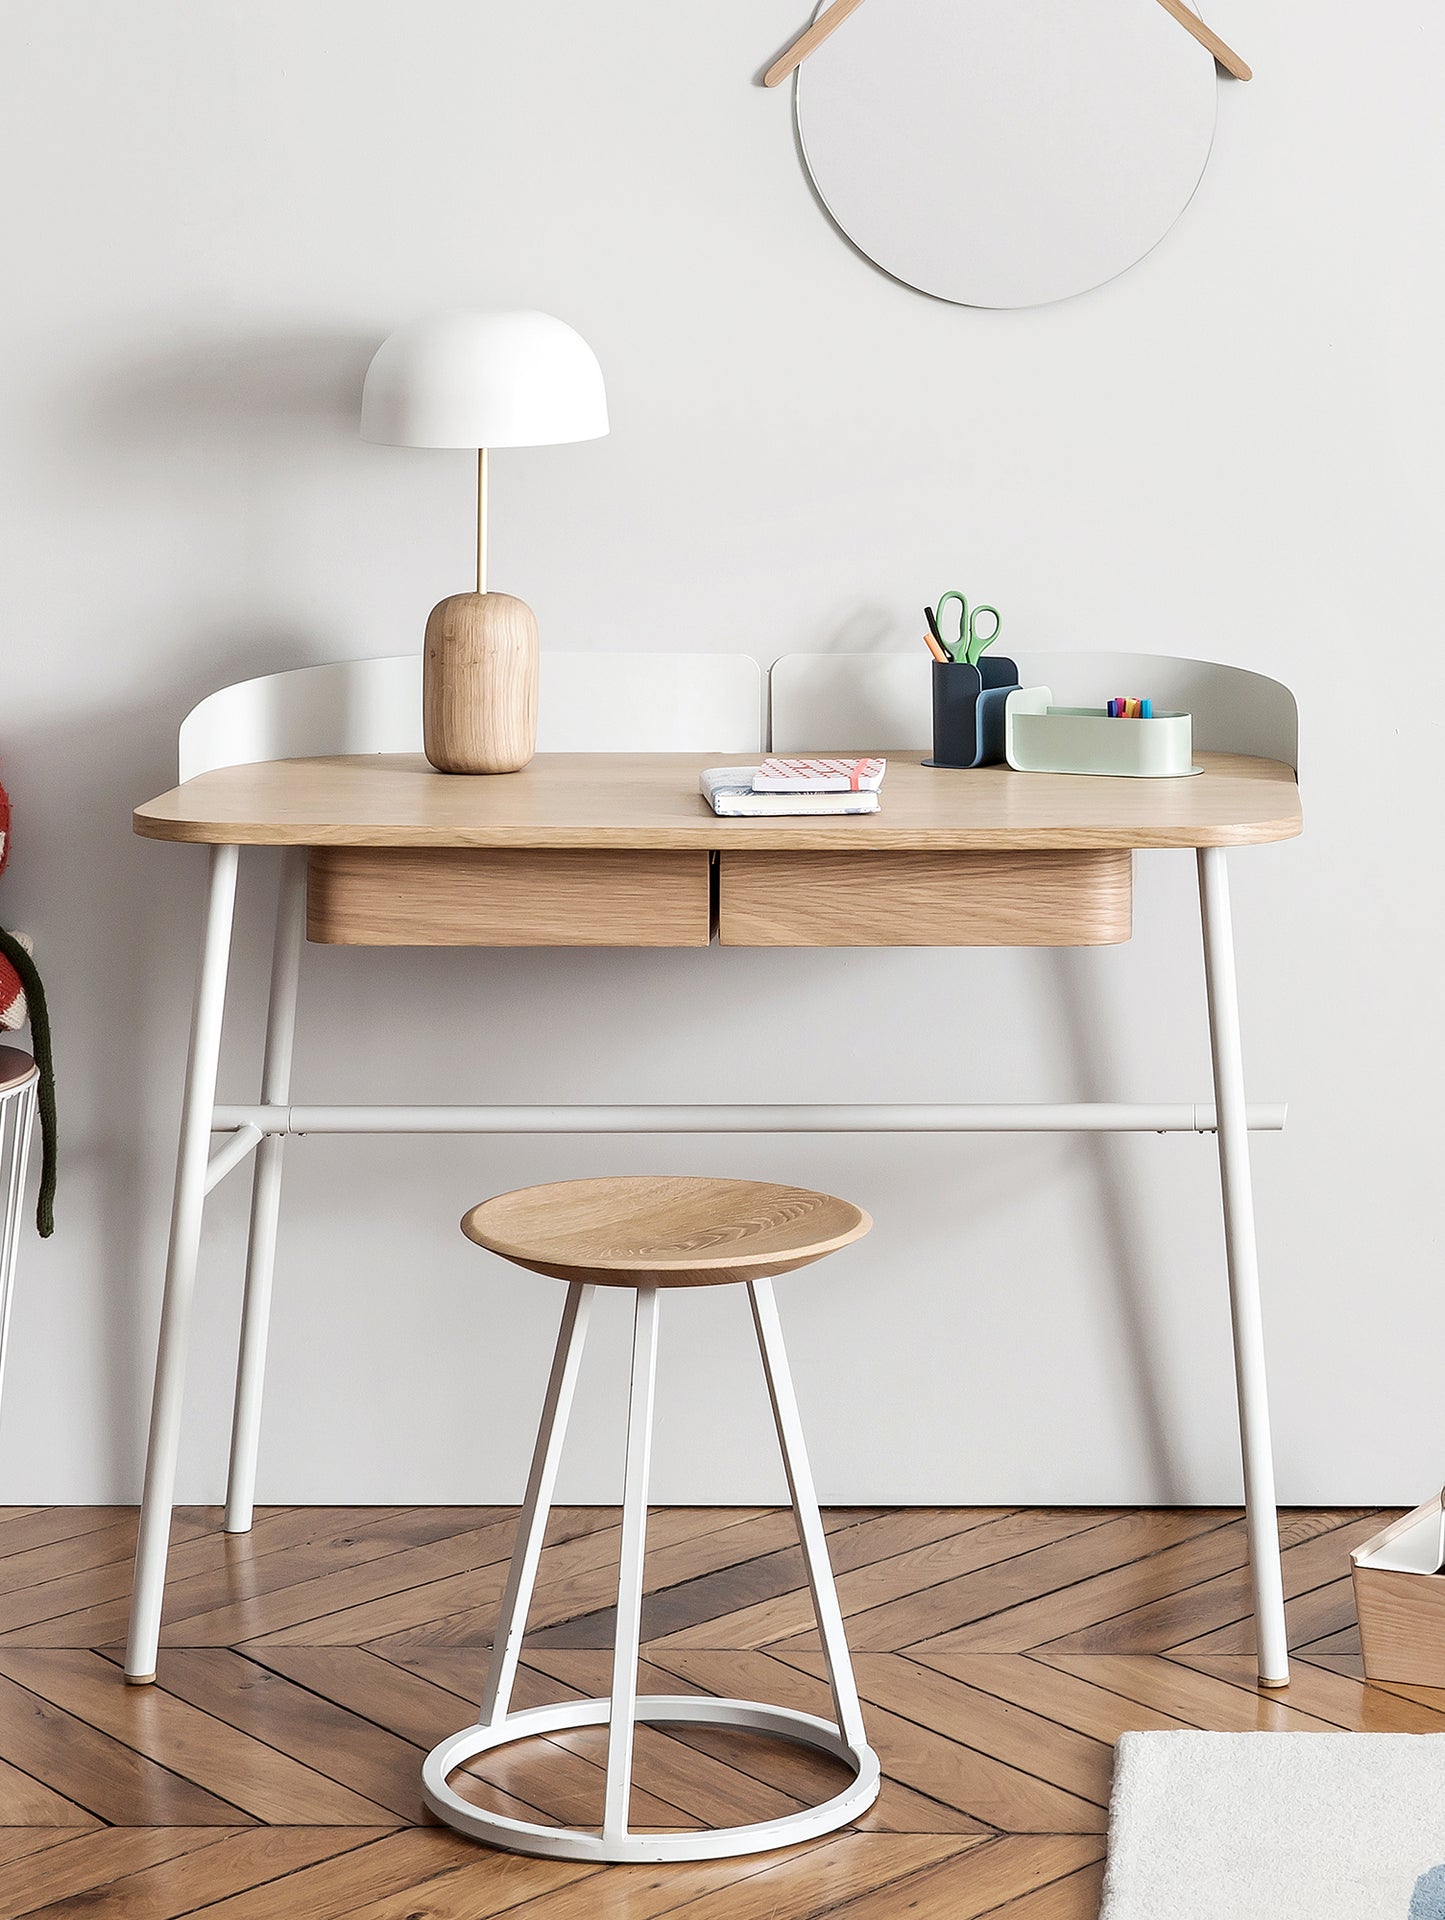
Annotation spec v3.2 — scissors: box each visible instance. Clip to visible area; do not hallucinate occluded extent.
[931,590,1002,667]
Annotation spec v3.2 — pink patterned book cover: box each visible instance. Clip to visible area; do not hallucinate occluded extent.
[752,757,886,793]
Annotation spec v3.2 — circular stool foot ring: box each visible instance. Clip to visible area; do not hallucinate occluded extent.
[422,1693,881,1863]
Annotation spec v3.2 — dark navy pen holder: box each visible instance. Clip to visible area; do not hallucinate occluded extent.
[926,656,1020,769]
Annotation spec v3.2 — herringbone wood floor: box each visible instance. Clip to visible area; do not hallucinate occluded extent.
[0,1503,1418,1917]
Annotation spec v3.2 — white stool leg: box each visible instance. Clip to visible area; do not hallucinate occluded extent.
[422,1272,879,1861]
[747,1276,867,1750]
[126,843,240,1684]
[0,1078,37,1425]
[1198,846,1289,1688]
[603,1284,661,1844]
[225,849,306,1533]
[478,1281,594,1726]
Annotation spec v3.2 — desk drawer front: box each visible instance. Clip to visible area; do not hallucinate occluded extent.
[718,849,1132,947]
[308,848,713,946]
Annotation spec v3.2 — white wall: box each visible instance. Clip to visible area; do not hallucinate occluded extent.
[0,0,1439,1509]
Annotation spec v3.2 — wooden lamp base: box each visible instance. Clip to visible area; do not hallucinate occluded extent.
[423,591,539,774]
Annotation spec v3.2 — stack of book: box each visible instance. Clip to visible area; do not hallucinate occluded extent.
[700,757,886,817]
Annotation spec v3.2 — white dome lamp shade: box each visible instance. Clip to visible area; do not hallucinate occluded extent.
[361,310,609,449]
[361,310,609,775]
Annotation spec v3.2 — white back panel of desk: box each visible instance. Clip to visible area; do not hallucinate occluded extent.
[179,651,764,778]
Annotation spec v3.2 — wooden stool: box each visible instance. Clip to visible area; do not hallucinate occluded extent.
[421,1174,880,1863]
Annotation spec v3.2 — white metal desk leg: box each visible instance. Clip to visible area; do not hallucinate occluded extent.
[125,843,240,1684]
[603,1285,660,1844]
[225,849,306,1533]
[1198,846,1289,1688]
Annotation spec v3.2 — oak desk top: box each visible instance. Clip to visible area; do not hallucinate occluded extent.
[134,751,1302,853]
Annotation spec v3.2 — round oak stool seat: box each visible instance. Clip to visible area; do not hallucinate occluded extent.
[461,1174,870,1288]
[423,1174,879,1864]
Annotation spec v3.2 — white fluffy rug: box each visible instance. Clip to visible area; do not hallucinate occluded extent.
[1101,1732,1445,1919]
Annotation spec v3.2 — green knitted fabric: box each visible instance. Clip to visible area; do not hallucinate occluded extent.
[0,928,54,1236]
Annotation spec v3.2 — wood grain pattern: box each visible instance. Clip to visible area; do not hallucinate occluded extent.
[1170,1650,1445,1733]
[0,1752,101,1827]
[657,1510,1122,1654]
[248,1509,773,1651]
[461,1175,870,1288]
[648,1648,1105,1833]
[1352,1563,1445,1687]
[132,1648,435,1823]
[0,1668,254,1826]
[718,847,1132,945]
[307,847,713,947]
[0,1503,1400,1917]
[134,749,1302,851]
[816,1836,1105,1920]
[0,1828,245,1918]
[1034,1651,1338,1733]
[0,1505,478,1650]
[0,1649,394,1825]
[0,1828,378,1920]
[422,591,538,775]
[552,1509,1011,1655]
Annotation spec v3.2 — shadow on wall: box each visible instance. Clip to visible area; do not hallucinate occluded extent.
[799,606,902,655]
[46,326,391,760]
[73,329,377,467]
[4,690,289,1479]
[1046,945,1183,1498]
[3,330,383,1484]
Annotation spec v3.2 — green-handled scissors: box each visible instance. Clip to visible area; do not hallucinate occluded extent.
[933,590,1002,667]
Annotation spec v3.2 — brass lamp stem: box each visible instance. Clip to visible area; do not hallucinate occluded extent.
[476,446,489,595]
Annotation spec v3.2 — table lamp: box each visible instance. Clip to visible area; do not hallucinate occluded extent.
[361,310,609,773]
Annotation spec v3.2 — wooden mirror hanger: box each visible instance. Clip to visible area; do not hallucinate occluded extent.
[764,0,1252,88]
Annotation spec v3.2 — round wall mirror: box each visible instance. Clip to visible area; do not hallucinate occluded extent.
[796,0,1218,309]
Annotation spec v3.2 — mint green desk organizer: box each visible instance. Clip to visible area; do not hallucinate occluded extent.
[1004,687,1198,778]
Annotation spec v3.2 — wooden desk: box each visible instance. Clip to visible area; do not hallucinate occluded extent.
[136,749,1299,949]
[124,750,1302,1689]
[135,749,1300,850]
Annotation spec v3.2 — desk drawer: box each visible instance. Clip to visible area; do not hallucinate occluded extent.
[307,848,713,946]
[717,849,1132,946]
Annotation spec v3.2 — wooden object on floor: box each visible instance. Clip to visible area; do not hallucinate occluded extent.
[1353,1571,1445,1688]
[422,591,539,775]
[718,848,1132,947]
[134,750,1302,851]
[1351,1499,1445,1687]
[764,0,870,87]
[461,1175,870,1287]
[306,847,713,947]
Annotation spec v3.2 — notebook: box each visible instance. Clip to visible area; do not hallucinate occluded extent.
[700,768,881,817]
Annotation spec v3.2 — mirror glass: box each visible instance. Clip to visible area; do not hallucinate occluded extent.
[797,0,1218,309]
